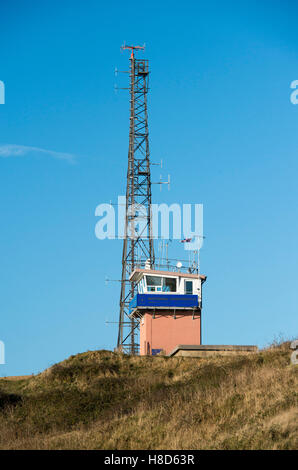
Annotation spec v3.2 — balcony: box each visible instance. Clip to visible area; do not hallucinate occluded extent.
[129,293,199,315]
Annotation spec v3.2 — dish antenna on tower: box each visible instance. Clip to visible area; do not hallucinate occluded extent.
[176,261,182,271]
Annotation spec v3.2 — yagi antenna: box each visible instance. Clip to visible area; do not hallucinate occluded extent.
[152,174,170,191]
[105,276,129,284]
[151,158,163,168]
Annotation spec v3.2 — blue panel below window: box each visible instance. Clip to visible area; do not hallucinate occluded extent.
[129,293,199,313]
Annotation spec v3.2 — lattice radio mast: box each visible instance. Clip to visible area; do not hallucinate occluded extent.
[117,44,155,354]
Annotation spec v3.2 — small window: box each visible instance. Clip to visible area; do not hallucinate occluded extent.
[185,280,193,294]
[148,286,156,292]
[163,277,176,292]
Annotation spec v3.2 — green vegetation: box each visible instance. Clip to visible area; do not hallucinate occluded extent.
[0,343,297,449]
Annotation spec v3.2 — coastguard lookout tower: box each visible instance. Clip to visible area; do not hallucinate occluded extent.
[115,46,257,358]
[116,44,207,355]
[129,266,207,356]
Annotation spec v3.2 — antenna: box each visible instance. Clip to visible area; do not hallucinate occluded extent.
[151,159,163,168]
[121,43,145,59]
[152,174,170,191]
[117,44,154,355]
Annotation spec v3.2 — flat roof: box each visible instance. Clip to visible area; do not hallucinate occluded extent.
[169,344,258,356]
[129,268,207,283]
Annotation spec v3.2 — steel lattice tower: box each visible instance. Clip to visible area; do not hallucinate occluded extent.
[117,45,155,354]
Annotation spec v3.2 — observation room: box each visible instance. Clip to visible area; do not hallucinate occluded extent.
[129,268,206,296]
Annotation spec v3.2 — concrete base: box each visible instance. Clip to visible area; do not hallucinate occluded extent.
[168,344,258,357]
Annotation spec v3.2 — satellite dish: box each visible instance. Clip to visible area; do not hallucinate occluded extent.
[176,261,182,269]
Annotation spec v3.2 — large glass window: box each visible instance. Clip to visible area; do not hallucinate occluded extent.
[145,275,177,293]
[163,277,176,292]
[146,276,162,286]
[146,276,162,292]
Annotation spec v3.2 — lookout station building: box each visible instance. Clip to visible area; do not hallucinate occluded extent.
[129,268,207,356]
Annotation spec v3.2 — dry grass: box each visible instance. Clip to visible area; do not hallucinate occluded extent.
[0,375,33,381]
[0,343,297,450]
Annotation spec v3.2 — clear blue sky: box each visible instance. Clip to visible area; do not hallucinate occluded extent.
[0,0,297,375]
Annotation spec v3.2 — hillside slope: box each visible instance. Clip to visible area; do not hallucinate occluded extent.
[0,343,297,450]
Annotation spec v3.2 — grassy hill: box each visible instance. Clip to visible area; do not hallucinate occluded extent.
[0,342,297,450]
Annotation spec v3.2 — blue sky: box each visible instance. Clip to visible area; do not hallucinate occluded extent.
[0,0,297,375]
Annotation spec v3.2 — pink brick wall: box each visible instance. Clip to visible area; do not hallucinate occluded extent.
[140,310,201,355]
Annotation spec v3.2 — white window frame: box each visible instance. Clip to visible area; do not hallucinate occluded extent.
[184,280,193,294]
[144,275,178,294]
